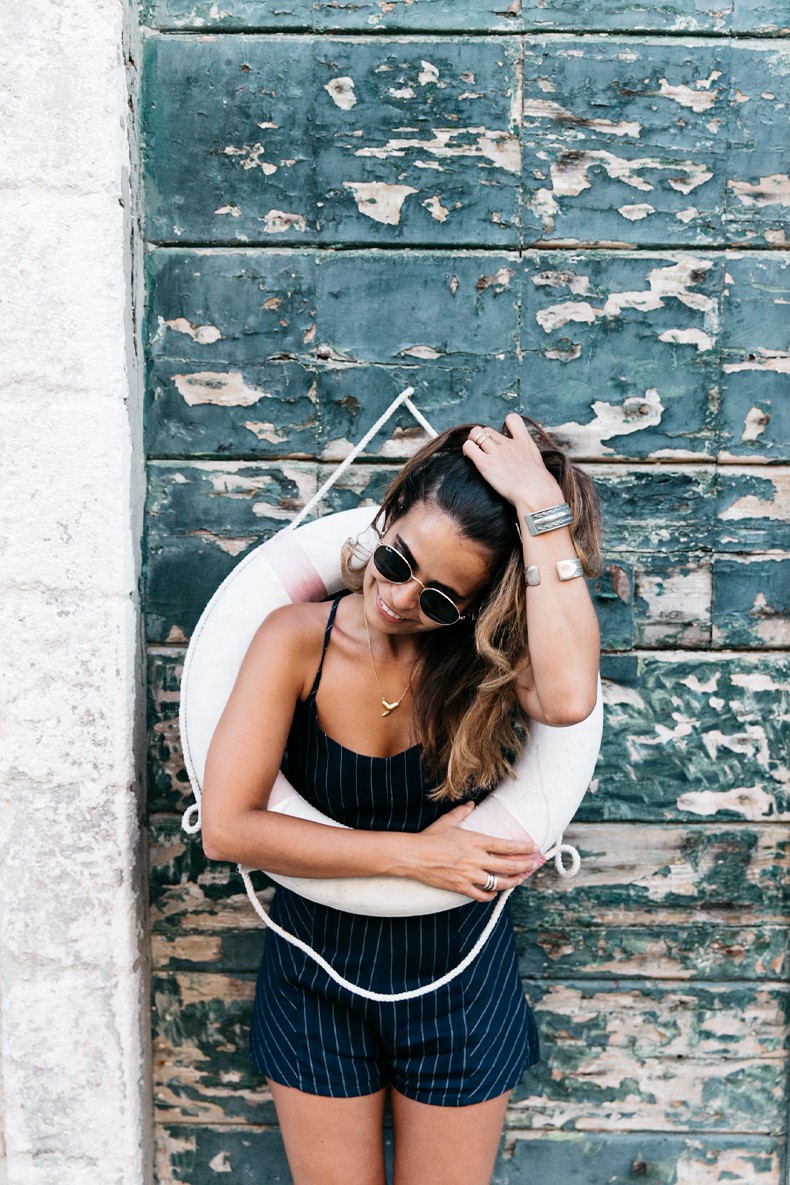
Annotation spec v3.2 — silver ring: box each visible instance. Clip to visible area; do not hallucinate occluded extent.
[482,872,498,892]
[474,431,492,447]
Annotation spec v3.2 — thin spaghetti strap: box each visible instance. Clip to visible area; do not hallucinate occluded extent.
[307,596,343,699]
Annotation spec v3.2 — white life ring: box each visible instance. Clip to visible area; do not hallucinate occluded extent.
[180,507,604,920]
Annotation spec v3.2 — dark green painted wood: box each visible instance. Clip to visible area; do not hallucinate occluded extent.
[719,254,790,463]
[152,918,790,982]
[142,0,790,35]
[521,253,721,459]
[142,36,522,246]
[712,556,790,648]
[149,818,790,938]
[148,647,790,819]
[145,249,790,463]
[141,36,790,248]
[152,968,789,1128]
[155,1124,786,1184]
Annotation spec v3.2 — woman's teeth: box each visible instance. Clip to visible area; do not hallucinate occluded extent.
[378,592,404,621]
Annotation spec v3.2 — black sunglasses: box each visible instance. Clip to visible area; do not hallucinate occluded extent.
[372,544,466,626]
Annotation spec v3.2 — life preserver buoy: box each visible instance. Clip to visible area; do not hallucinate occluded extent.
[180,507,604,920]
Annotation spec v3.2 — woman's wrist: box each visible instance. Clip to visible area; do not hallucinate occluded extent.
[512,482,566,520]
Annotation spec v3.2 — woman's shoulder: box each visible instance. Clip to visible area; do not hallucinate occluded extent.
[249,599,336,653]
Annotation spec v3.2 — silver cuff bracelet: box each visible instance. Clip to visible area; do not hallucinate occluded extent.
[557,558,584,581]
[523,502,573,536]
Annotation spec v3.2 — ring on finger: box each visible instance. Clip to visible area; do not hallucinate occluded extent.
[473,430,492,447]
[481,871,498,892]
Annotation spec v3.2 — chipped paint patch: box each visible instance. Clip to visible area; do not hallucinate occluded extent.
[324,76,357,110]
[724,349,790,374]
[355,128,520,174]
[188,530,255,556]
[172,372,268,407]
[418,60,440,86]
[658,328,714,351]
[523,97,641,138]
[214,205,241,217]
[260,210,307,234]
[221,143,276,174]
[532,270,591,296]
[550,150,713,201]
[676,785,777,819]
[242,421,290,444]
[342,182,417,224]
[397,345,443,359]
[657,77,720,112]
[618,204,655,220]
[728,174,790,207]
[422,195,449,222]
[548,389,665,455]
[719,486,790,523]
[156,317,221,345]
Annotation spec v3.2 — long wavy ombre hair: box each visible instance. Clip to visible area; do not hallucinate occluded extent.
[342,417,603,801]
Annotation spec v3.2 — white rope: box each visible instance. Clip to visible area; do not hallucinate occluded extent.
[290,386,437,531]
[240,867,513,1002]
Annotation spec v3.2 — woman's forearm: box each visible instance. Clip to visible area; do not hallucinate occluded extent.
[515,499,601,723]
[203,809,414,878]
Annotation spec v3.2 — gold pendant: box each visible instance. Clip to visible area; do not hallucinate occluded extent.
[381,699,400,717]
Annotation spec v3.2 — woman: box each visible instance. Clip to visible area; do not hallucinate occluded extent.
[201,413,602,1185]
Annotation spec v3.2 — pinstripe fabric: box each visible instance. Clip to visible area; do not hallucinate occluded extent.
[250,596,540,1104]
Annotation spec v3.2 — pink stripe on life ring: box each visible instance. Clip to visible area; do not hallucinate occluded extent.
[264,531,329,604]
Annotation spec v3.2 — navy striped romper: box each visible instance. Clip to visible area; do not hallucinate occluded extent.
[250,596,540,1105]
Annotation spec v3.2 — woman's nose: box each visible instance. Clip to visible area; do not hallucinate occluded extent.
[389,578,422,612]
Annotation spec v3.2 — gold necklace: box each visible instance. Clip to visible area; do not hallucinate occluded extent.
[363,606,416,717]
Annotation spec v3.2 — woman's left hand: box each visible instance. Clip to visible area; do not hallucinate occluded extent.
[462,412,564,513]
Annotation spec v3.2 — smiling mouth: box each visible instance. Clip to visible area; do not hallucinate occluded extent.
[376,589,406,623]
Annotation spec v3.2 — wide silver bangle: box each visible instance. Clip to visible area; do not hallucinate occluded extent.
[523,502,573,536]
[557,558,584,581]
[525,558,584,585]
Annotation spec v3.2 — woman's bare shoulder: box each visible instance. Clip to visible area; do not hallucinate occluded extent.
[241,600,339,690]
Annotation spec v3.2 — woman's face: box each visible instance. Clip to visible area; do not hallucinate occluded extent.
[363,502,494,634]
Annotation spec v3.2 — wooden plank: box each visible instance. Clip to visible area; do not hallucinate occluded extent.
[522,252,720,459]
[149,819,790,939]
[154,1124,786,1184]
[719,254,790,463]
[716,467,790,553]
[142,0,789,36]
[500,1131,785,1183]
[144,456,721,560]
[142,35,522,246]
[147,651,790,819]
[144,249,790,462]
[142,0,521,34]
[152,920,790,983]
[712,555,790,648]
[521,39,727,247]
[142,38,790,247]
[722,48,790,244]
[152,969,789,1129]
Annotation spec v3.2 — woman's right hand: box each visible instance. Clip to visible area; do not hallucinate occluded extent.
[404,803,546,902]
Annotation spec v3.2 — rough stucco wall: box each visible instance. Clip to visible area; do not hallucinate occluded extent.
[0,2,150,1183]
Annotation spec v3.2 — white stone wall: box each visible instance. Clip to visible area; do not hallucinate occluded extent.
[0,1,150,1182]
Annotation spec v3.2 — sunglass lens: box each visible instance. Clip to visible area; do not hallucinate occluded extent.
[420,589,461,626]
[373,545,411,583]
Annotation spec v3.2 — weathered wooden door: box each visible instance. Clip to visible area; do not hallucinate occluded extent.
[141,4,790,1181]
